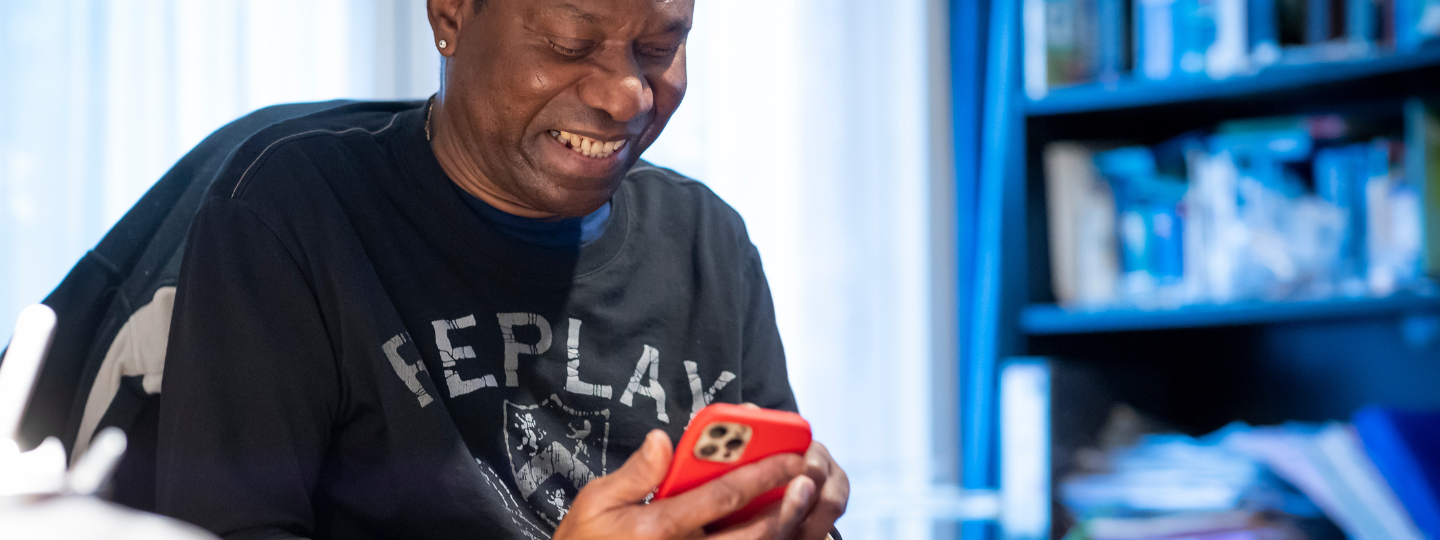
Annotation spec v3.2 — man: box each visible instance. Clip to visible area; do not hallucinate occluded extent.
[155,0,848,538]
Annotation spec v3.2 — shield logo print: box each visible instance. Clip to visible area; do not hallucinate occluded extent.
[504,395,611,527]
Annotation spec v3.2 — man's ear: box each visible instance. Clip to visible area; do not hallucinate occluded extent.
[426,0,472,57]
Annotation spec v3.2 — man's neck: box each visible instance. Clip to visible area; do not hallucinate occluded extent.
[428,97,563,221]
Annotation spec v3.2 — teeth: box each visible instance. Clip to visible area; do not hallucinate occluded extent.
[550,130,625,159]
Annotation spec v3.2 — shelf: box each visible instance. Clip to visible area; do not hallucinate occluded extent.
[1020,294,1440,335]
[1025,48,1440,117]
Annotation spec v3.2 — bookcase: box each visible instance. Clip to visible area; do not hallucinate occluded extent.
[963,0,1440,538]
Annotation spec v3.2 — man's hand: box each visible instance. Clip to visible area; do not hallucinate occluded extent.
[719,404,848,540]
[554,430,812,540]
[788,441,849,540]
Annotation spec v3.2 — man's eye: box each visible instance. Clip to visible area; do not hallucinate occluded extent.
[547,40,590,57]
[637,44,679,58]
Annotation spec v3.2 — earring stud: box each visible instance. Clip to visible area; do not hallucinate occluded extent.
[438,39,448,49]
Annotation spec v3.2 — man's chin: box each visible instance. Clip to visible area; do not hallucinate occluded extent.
[521,179,621,219]
[523,161,631,217]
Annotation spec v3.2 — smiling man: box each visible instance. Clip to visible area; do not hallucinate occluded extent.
[154,0,847,539]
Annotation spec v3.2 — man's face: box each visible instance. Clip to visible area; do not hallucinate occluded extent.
[442,0,693,217]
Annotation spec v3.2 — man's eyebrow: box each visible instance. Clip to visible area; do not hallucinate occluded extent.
[548,3,690,34]
[658,18,692,34]
[557,3,601,24]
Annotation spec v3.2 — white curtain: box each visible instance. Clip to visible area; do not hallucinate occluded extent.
[0,0,439,338]
[643,2,960,537]
[0,1,960,538]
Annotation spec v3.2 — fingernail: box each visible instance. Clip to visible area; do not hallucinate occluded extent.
[796,478,816,503]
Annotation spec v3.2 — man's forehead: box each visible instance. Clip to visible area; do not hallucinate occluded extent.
[530,0,693,32]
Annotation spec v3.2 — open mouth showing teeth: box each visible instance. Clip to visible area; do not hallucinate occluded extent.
[549,130,626,159]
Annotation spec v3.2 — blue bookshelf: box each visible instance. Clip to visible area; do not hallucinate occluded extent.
[1021,295,1440,335]
[1026,48,1440,117]
[961,0,1440,538]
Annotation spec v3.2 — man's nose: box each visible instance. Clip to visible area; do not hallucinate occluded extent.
[578,49,654,123]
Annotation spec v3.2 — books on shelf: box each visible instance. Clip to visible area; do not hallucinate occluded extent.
[1397,0,1440,51]
[1353,407,1440,538]
[1307,422,1425,540]
[1043,110,1435,310]
[1409,99,1440,278]
[1023,0,1440,97]
[1096,146,1187,302]
[999,360,1439,540]
[1081,511,1274,539]
[1050,406,1439,540]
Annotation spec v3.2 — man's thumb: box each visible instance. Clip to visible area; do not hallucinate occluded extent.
[604,429,673,502]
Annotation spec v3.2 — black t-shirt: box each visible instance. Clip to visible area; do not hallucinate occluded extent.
[451,182,613,248]
[156,101,797,540]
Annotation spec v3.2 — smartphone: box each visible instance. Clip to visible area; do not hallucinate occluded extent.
[654,403,812,530]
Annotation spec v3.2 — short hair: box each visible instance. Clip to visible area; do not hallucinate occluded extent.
[474,0,487,13]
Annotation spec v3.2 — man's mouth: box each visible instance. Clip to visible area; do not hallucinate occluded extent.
[548,130,627,159]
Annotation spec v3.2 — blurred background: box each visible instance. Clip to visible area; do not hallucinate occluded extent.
[8,0,1440,539]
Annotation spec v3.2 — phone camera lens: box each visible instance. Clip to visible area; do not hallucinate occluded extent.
[699,444,719,457]
[708,426,728,439]
[725,438,744,450]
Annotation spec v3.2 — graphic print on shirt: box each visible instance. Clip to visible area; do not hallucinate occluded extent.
[475,458,554,539]
[434,314,499,396]
[504,394,610,528]
[381,332,436,407]
[382,311,746,527]
[684,360,736,420]
[499,312,553,387]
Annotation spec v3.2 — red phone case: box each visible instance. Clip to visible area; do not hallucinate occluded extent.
[654,403,812,530]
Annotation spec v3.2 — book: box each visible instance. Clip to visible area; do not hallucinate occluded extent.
[1363,139,1421,295]
[1084,510,1263,539]
[1349,0,1380,47]
[1308,423,1425,540]
[1406,99,1440,278]
[1278,0,1310,47]
[1137,0,1178,79]
[1045,143,1121,307]
[1396,0,1440,52]
[1097,0,1130,83]
[1250,0,1284,66]
[1313,146,1368,287]
[1049,0,1086,86]
[1026,0,1121,97]
[1353,407,1440,539]
[1379,0,1399,47]
[1307,0,1336,44]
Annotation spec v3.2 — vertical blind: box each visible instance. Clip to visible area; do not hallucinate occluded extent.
[0,1,961,537]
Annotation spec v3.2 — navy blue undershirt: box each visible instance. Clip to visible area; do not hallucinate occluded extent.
[451,183,611,249]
